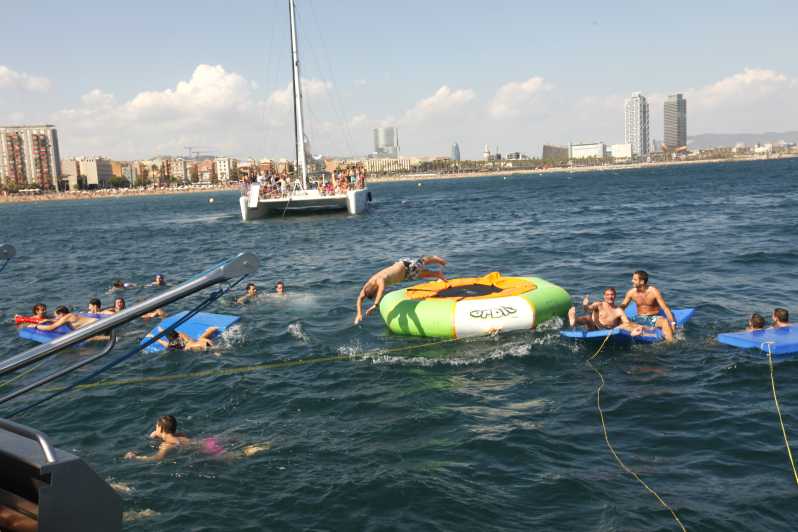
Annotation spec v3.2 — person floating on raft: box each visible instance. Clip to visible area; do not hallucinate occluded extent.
[148,327,220,352]
[14,303,50,326]
[619,270,677,342]
[124,415,269,462]
[354,256,447,324]
[568,287,633,331]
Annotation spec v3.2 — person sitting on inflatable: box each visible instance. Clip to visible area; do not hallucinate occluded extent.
[354,256,447,324]
[34,305,98,332]
[124,415,269,462]
[14,303,50,326]
[619,270,677,342]
[568,287,633,331]
[152,327,219,352]
[771,308,791,329]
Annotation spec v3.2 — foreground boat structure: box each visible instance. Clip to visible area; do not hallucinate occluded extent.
[0,251,259,531]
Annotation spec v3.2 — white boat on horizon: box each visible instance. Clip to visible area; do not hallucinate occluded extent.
[239,0,370,221]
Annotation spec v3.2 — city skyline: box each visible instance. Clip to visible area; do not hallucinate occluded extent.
[1,1,796,160]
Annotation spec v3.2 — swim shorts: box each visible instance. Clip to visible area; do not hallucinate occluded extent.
[631,314,660,327]
[399,257,424,280]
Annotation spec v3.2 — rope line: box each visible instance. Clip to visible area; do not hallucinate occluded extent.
[587,333,687,531]
[0,258,9,274]
[41,337,463,393]
[0,358,48,391]
[765,342,798,486]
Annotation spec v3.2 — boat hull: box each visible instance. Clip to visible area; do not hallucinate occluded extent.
[240,187,370,220]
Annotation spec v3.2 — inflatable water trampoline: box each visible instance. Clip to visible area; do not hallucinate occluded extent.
[378,272,571,338]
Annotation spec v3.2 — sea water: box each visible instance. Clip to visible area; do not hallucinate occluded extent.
[1,158,797,530]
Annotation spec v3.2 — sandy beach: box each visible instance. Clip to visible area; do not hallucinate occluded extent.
[0,183,240,205]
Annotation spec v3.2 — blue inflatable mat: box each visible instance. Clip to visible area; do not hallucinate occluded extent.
[560,303,694,344]
[717,327,798,357]
[17,312,110,344]
[18,325,74,344]
[141,311,240,353]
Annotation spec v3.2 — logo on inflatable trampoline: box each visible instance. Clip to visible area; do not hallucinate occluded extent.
[469,306,518,320]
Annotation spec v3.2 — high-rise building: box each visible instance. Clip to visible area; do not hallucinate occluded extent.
[541,144,568,161]
[624,93,650,157]
[77,157,112,188]
[373,127,399,158]
[664,94,687,149]
[451,142,461,161]
[0,124,62,189]
[214,157,238,182]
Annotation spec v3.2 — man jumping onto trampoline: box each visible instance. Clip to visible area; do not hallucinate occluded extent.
[354,256,447,324]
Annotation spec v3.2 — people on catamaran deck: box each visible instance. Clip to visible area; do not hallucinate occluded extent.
[34,306,98,332]
[568,287,633,330]
[354,256,447,324]
[619,270,677,342]
[151,327,219,351]
[275,280,285,295]
[15,303,50,326]
[771,308,791,328]
[746,313,766,331]
[150,274,167,287]
[87,298,102,314]
[124,415,269,462]
[236,283,258,304]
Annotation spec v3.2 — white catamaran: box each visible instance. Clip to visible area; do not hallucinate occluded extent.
[239,0,370,221]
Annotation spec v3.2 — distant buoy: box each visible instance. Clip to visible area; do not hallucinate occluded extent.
[503,176,507,180]
[208,198,215,203]
[417,183,422,187]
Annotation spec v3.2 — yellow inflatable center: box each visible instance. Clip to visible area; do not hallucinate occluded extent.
[405,272,537,301]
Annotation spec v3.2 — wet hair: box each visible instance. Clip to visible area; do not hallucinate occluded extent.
[275,280,285,290]
[32,303,47,314]
[633,270,649,284]
[604,287,617,295]
[115,297,126,308]
[246,283,256,291]
[166,330,180,340]
[157,415,177,435]
[55,305,69,316]
[749,313,765,329]
[112,279,124,288]
[89,298,101,308]
[774,308,790,323]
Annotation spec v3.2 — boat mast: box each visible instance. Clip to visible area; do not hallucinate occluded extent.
[288,0,308,189]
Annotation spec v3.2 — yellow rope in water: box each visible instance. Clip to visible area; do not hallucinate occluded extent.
[765,342,798,487]
[587,333,687,531]
[41,336,463,393]
[0,358,48,390]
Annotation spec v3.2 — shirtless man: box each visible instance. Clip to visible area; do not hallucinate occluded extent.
[620,270,677,342]
[568,287,632,330]
[236,283,258,304]
[150,327,219,351]
[34,306,98,332]
[124,415,268,462]
[771,308,791,328]
[355,256,447,324]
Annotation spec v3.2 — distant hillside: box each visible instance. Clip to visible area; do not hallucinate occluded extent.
[688,131,798,149]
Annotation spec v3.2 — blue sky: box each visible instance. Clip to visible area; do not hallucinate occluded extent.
[2,0,796,159]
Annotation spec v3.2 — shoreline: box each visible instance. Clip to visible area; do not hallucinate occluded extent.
[1,154,794,205]
[367,153,798,183]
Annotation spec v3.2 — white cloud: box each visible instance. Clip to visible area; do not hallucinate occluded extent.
[401,85,475,123]
[686,67,795,109]
[267,78,332,106]
[0,65,52,92]
[488,76,552,118]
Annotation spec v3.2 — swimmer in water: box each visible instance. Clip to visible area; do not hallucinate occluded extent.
[149,327,220,351]
[102,297,126,314]
[745,313,766,331]
[150,274,167,287]
[87,298,102,314]
[34,306,98,332]
[108,279,136,293]
[15,303,49,326]
[236,283,258,304]
[124,415,270,461]
[275,280,286,296]
[354,256,447,324]
[771,308,791,328]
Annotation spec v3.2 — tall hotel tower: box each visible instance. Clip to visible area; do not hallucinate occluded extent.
[664,94,687,149]
[373,127,400,158]
[0,124,62,189]
[624,93,650,157]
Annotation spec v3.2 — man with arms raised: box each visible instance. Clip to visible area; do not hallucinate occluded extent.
[568,287,632,330]
[355,256,447,324]
[620,270,677,342]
